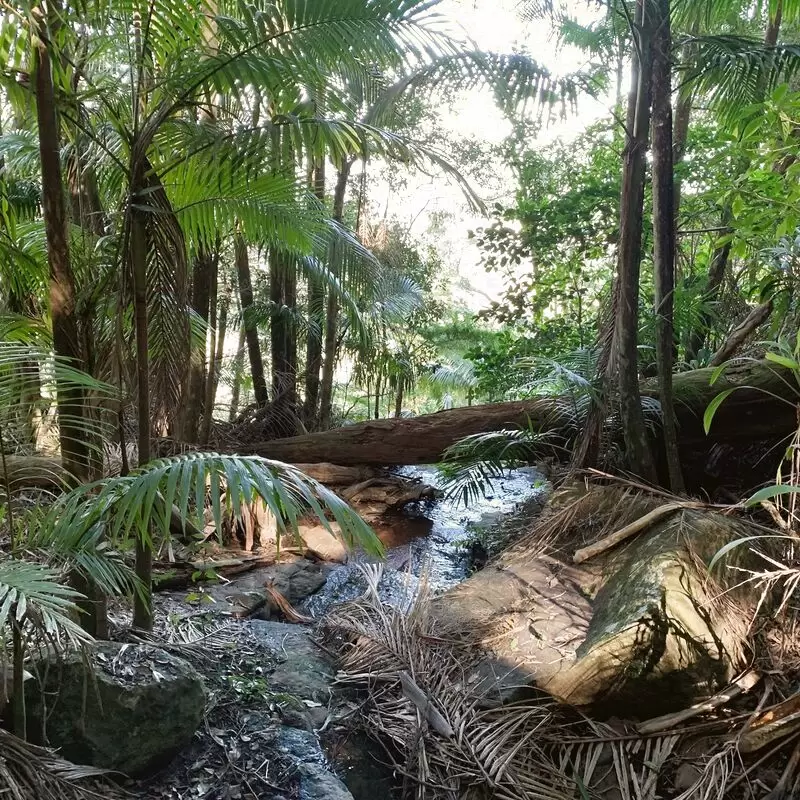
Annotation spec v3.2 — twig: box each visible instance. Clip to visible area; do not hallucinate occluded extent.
[637,670,760,735]
[398,671,454,738]
[573,502,705,563]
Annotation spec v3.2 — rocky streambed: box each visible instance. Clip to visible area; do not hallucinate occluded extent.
[42,468,772,799]
[109,466,548,799]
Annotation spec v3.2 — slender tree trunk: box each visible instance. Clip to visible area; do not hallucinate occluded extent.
[270,248,298,435]
[374,369,383,420]
[671,30,695,226]
[33,6,110,638]
[131,197,152,630]
[229,324,247,421]
[184,249,214,441]
[303,160,326,429]
[32,9,88,484]
[319,159,354,430]
[651,0,684,492]
[202,284,227,445]
[614,0,658,483]
[394,381,404,418]
[235,235,269,407]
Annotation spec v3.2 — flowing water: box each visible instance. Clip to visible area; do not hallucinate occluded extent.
[302,465,549,617]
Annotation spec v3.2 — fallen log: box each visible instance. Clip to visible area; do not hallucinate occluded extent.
[242,360,798,473]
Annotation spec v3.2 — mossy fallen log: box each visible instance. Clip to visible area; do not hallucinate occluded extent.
[242,361,798,486]
[430,486,762,716]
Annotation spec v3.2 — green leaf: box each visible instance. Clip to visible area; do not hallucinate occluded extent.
[703,389,736,434]
[744,483,800,506]
[709,534,791,571]
[765,352,800,371]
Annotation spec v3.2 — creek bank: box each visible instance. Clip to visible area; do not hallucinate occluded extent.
[428,484,759,715]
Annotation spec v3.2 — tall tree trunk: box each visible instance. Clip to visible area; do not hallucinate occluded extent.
[303,160,326,429]
[614,0,658,483]
[32,8,88,484]
[130,197,152,630]
[319,158,354,430]
[672,27,696,226]
[202,282,227,445]
[270,248,298,435]
[33,6,109,638]
[394,381,404,418]
[183,249,214,441]
[374,369,383,420]
[651,0,684,492]
[235,235,269,407]
[229,324,247,422]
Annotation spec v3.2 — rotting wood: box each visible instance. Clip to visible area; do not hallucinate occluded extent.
[573,501,706,564]
[709,302,772,368]
[637,669,760,735]
[740,693,800,753]
[241,361,798,470]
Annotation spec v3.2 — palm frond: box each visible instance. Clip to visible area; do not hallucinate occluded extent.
[686,36,800,121]
[45,453,384,559]
[439,425,549,507]
[0,560,90,652]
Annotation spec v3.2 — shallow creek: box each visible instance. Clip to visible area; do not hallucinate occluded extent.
[303,465,548,619]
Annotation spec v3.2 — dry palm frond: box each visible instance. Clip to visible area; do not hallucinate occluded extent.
[323,567,694,800]
[0,727,120,800]
[673,739,740,800]
[514,482,664,560]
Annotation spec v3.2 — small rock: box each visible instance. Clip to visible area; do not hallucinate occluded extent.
[278,727,354,800]
[297,524,348,563]
[26,642,206,775]
[250,620,334,703]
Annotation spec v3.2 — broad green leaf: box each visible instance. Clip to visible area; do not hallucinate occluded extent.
[766,352,800,371]
[744,483,800,507]
[704,389,736,434]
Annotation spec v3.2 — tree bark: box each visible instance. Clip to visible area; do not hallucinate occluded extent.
[130,196,152,631]
[708,301,772,367]
[32,8,89,485]
[235,234,269,407]
[183,248,215,442]
[651,0,684,492]
[319,158,354,430]
[242,361,798,481]
[394,381,404,418]
[202,284,227,445]
[614,0,658,483]
[229,324,247,421]
[303,160,326,429]
[270,247,298,435]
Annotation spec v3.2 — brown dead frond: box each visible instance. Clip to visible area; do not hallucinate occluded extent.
[0,728,120,800]
[323,566,714,800]
[514,482,664,560]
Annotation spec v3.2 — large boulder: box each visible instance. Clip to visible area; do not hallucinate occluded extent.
[431,496,756,716]
[27,642,206,775]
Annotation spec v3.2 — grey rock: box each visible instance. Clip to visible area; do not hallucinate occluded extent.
[249,620,334,703]
[204,558,334,619]
[26,642,206,775]
[278,727,354,800]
